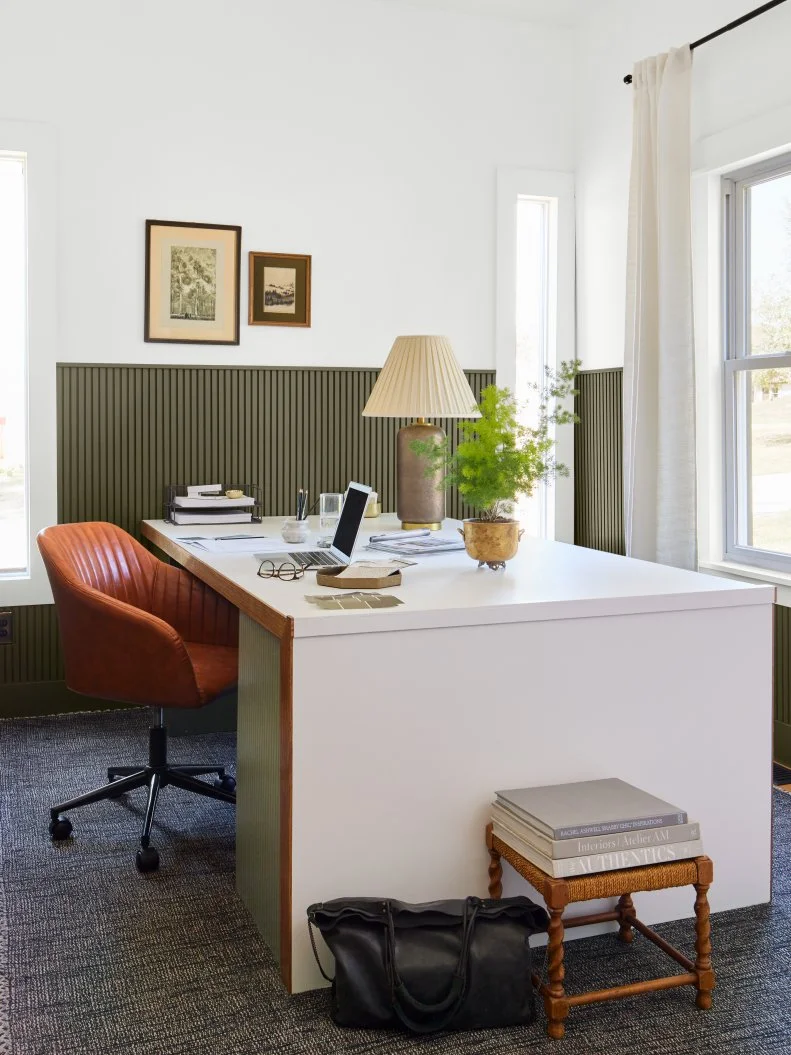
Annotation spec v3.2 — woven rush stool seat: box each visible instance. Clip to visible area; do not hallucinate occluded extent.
[485,823,715,1040]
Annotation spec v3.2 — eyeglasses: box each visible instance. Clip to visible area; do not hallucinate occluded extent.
[257,559,304,582]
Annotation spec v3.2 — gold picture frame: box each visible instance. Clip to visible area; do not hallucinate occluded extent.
[145,220,241,345]
[248,252,311,327]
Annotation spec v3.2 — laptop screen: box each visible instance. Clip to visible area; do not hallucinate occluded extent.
[333,483,370,559]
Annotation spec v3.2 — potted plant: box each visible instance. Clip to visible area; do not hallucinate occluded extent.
[412,361,580,569]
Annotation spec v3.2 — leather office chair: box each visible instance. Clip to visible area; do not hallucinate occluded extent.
[38,522,239,873]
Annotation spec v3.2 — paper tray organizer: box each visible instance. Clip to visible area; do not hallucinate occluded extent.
[163,483,263,525]
[315,567,402,589]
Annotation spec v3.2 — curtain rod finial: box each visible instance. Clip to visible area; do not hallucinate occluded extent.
[624,73,633,84]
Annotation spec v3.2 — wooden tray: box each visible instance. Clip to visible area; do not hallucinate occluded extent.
[315,568,402,589]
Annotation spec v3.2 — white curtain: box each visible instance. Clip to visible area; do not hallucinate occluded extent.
[624,46,697,570]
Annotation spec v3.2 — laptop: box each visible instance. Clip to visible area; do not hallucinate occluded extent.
[263,481,372,569]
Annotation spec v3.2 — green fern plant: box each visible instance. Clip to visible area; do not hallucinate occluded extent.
[412,361,580,521]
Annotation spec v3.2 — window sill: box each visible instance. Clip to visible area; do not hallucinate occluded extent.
[699,559,791,593]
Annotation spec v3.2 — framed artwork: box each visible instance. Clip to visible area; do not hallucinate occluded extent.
[144,220,241,344]
[248,252,311,327]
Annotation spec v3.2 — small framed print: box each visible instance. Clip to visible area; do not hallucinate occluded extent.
[145,220,241,344]
[249,252,311,327]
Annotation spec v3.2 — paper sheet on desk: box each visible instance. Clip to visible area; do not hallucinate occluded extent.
[304,591,404,610]
[190,537,275,554]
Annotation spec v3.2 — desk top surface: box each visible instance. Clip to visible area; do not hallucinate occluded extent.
[140,515,774,639]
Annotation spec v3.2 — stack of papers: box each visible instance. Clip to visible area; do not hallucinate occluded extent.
[170,483,255,525]
[367,530,464,555]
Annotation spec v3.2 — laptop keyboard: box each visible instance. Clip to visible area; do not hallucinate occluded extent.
[293,550,343,568]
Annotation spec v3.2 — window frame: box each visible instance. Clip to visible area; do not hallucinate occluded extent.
[722,152,791,574]
[0,120,57,605]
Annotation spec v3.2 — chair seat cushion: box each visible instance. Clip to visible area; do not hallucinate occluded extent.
[183,642,239,706]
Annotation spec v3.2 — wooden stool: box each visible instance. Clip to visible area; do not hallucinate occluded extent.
[486,824,715,1040]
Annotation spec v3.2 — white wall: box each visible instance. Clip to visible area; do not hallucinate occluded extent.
[0,0,575,370]
[574,0,791,370]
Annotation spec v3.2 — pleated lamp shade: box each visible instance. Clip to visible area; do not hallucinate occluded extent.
[362,336,480,419]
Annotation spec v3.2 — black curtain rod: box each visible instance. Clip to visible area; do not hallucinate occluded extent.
[623,0,789,84]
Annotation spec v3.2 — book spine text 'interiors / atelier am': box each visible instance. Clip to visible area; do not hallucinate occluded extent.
[490,803,700,859]
[492,821,703,878]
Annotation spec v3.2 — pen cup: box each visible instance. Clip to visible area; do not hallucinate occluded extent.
[364,491,381,518]
[281,518,310,544]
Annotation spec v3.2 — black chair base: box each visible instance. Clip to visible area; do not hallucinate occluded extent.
[49,714,236,873]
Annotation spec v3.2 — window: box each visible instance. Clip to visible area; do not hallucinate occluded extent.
[0,153,27,575]
[514,196,554,537]
[723,154,791,572]
[496,169,574,542]
[0,121,56,605]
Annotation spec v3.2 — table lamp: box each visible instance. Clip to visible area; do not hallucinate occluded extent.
[362,335,480,529]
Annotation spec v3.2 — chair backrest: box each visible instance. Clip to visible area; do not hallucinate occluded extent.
[37,522,201,705]
[38,522,158,613]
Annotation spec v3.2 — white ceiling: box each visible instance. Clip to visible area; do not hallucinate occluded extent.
[378,0,586,27]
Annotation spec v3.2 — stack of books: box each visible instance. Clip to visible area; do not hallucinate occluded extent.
[491,778,702,878]
[170,484,256,526]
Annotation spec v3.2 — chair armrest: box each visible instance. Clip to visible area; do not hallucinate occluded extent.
[54,580,203,707]
[150,561,239,647]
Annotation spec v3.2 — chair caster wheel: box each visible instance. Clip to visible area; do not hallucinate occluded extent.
[135,846,160,873]
[49,815,73,841]
[216,775,236,793]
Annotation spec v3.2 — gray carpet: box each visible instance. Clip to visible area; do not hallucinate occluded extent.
[1,709,789,1055]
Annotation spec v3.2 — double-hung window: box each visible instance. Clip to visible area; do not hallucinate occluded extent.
[0,153,28,575]
[723,154,791,572]
[496,169,575,542]
[0,121,57,604]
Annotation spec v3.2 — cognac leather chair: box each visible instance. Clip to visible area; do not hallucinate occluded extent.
[38,522,239,873]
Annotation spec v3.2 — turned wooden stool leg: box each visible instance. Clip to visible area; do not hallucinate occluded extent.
[616,893,635,944]
[694,878,715,1009]
[487,846,503,900]
[544,902,569,1040]
[485,824,504,900]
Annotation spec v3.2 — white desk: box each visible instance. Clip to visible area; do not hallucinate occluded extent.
[141,515,775,994]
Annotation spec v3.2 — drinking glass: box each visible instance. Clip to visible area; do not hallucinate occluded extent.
[319,492,344,535]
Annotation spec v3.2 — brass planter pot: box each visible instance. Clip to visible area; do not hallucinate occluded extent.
[458,518,524,570]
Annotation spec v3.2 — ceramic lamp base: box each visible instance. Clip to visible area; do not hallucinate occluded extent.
[396,421,445,530]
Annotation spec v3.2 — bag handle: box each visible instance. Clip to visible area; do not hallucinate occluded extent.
[386,896,481,1034]
[308,918,335,983]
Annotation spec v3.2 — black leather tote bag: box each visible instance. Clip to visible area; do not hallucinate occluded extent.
[307,895,548,1032]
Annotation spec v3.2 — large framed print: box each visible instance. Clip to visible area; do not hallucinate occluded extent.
[249,252,311,327]
[145,220,241,344]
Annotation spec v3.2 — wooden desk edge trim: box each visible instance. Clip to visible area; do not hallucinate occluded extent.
[279,621,294,992]
[141,521,296,992]
[141,522,289,639]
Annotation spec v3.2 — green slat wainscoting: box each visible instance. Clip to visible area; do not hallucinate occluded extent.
[0,605,82,718]
[57,365,492,533]
[0,605,63,683]
[573,365,791,768]
[1,363,493,718]
[574,368,625,555]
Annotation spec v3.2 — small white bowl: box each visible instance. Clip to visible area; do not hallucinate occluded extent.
[281,518,310,544]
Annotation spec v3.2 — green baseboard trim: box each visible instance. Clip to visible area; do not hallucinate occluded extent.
[0,681,133,720]
[164,692,238,736]
[0,681,238,736]
[774,720,791,769]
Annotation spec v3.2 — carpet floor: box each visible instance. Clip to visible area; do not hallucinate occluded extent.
[1,709,789,1055]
